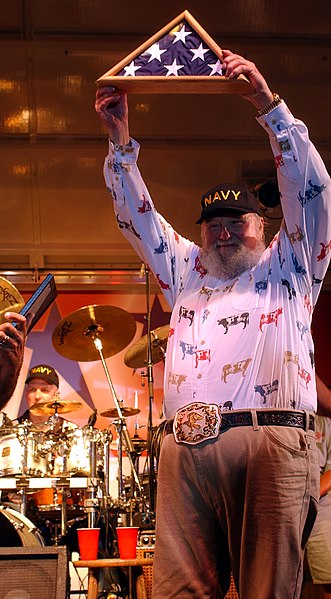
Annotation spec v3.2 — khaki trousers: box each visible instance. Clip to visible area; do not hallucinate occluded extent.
[152,421,319,599]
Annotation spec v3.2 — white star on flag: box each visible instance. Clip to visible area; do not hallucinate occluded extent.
[144,43,167,63]
[208,60,224,76]
[123,61,141,77]
[190,43,209,62]
[172,25,192,44]
[164,58,185,76]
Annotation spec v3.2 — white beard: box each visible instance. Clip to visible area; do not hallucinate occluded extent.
[200,240,266,281]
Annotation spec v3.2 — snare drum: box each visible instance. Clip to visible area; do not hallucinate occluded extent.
[31,488,64,509]
[0,425,48,476]
[0,506,44,546]
[31,487,83,510]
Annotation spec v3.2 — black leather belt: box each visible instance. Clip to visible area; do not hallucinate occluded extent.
[165,409,315,437]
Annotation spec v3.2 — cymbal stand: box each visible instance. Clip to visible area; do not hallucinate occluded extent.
[20,490,27,517]
[113,418,126,503]
[91,335,143,498]
[85,437,99,528]
[49,408,68,540]
[59,494,67,540]
[103,433,110,499]
[130,445,143,501]
[20,424,29,516]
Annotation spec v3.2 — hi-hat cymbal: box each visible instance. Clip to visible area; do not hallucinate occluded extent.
[100,406,140,418]
[0,276,25,323]
[131,436,148,452]
[52,304,137,362]
[29,399,83,416]
[124,324,169,369]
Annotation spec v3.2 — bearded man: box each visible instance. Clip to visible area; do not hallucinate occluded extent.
[95,50,331,599]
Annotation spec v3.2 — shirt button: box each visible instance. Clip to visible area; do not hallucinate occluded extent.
[201,340,205,345]
[197,374,202,379]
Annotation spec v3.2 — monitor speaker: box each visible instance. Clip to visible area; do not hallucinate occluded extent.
[0,546,68,599]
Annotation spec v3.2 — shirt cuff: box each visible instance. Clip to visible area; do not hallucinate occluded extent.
[256,101,295,135]
[108,137,140,164]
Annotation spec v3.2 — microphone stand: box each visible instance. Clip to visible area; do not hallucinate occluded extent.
[141,264,157,512]
[144,265,154,434]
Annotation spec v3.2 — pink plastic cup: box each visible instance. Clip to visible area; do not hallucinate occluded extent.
[77,527,100,560]
[116,526,139,559]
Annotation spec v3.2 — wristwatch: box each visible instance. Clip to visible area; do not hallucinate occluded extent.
[257,93,282,116]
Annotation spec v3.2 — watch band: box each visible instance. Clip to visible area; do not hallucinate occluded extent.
[257,93,282,116]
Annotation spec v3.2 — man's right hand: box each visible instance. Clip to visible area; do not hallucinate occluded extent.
[0,311,30,411]
[95,86,130,146]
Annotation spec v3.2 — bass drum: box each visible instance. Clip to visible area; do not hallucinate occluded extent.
[0,506,45,546]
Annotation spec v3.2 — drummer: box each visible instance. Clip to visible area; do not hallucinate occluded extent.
[2,364,77,507]
[18,363,76,433]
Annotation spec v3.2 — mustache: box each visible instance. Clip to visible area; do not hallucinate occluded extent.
[215,241,240,247]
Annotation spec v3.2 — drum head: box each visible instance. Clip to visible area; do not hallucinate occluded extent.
[0,508,44,547]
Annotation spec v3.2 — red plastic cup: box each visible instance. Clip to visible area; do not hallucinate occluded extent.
[116,527,139,559]
[77,528,100,560]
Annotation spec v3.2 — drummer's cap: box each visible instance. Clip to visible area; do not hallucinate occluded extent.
[25,364,59,387]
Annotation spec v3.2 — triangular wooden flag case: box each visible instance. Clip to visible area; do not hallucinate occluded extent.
[96,10,253,94]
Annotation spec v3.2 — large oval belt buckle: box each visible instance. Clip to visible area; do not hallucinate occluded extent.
[173,402,221,445]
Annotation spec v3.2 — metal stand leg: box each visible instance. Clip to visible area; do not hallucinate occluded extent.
[20,489,27,516]
[60,487,67,539]
[87,440,98,529]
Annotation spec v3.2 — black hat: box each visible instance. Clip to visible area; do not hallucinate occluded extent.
[25,364,59,387]
[197,182,262,224]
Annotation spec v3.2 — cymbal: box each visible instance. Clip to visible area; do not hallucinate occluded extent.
[0,276,25,324]
[124,324,169,369]
[29,399,83,416]
[52,304,137,362]
[100,406,140,418]
[132,436,148,452]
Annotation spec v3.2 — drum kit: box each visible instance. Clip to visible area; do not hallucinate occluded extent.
[0,295,169,553]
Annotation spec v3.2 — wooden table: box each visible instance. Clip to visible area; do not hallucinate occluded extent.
[73,558,154,599]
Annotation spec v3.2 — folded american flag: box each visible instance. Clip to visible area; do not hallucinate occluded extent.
[117,18,224,78]
[96,10,252,94]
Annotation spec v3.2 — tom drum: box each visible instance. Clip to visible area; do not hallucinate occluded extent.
[0,425,48,476]
[54,427,106,476]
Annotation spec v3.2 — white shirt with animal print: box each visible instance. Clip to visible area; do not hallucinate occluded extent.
[103,102,331,419]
